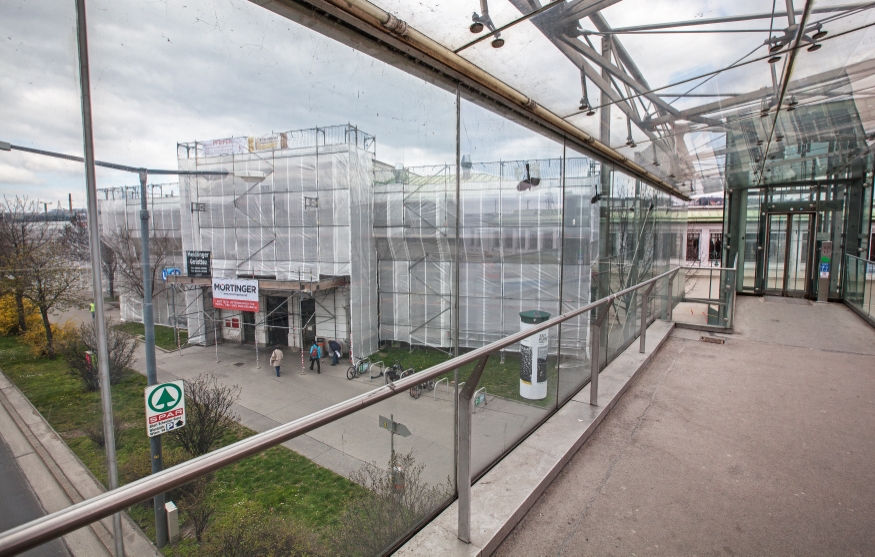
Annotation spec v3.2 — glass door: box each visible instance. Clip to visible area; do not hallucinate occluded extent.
[786,214,811,296]
[765,214,787,294]
[764,213,813,297]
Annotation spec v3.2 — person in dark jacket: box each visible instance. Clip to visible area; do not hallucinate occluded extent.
[328,339,342,366]
[309,342,322,373]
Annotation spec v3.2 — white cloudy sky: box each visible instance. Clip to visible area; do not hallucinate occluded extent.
[0,0,562,207]
[1,0,871,207]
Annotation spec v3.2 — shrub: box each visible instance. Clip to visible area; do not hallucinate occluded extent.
[21,316,77,358]
[0,294,37,336]
[59,317,138,391]
[204,502,323,557]
[83,415,122,449]
[169,374,240,458]
[328,452,453,556]
[179,476,216,542]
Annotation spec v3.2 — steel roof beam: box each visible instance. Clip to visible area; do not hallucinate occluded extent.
[649,57,875,125]
[605,2,875,33]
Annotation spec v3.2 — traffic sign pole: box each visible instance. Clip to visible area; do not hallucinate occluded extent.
[139,171,168,548]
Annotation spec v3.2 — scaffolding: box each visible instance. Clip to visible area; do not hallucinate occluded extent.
[176,125,379,357]
[375,157,601,356]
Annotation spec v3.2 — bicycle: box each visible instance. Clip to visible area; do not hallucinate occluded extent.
[383,361,405,384]
[408,370,435,399]
[346,356,371,380]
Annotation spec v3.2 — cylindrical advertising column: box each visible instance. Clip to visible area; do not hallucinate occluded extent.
[519,310,551,400]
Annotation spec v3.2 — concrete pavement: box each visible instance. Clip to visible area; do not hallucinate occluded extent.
[494,296,875,556]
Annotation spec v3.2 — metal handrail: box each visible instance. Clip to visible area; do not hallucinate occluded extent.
[0,265,681,555]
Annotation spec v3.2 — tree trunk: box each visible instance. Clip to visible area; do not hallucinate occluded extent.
[14,290,27,333]
[108,272,115,299]
[40,307,55,359]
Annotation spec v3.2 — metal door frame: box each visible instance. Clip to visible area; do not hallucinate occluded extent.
[763,211,815,298]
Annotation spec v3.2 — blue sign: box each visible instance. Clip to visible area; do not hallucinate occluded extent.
[820,263,830,273]
[162,268,182,281]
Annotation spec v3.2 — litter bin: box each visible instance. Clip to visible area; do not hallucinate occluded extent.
[519,310,550,400]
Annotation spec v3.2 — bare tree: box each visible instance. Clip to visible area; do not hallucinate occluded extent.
[170,374,240,457]
[60,317,138,391]
[60,213,119,299]
[102,226,178,302]
[0,197,53,334]
[0,197,84,357]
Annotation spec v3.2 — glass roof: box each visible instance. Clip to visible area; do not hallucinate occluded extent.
[367,0,875,195]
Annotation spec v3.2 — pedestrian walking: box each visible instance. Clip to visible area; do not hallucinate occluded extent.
[328,339,342,366]
[309,342,322,373]
[270,348,283,377]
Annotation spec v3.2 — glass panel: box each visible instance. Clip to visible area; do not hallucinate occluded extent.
[743,189,763,290]
[786,214,811,294]
[766,214,788,292]
[456,96,562,476]
[558,148,599,406]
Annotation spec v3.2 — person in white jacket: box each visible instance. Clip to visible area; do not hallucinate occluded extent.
[270,348,283,377]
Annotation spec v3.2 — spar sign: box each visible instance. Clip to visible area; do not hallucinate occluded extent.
[212,278,259,312]
[145,381,186,438]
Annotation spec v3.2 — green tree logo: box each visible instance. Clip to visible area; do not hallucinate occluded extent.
[148,383,182,413]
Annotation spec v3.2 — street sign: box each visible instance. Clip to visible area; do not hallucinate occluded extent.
[186,251,212,278]
[145,380,186,438]
[162,267,181,281]
[378,415,411,437]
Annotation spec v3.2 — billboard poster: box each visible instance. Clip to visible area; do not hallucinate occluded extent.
[212,278,259,312]
[248,133,288,152]
[186,251,211,277]
[202,137,248,157]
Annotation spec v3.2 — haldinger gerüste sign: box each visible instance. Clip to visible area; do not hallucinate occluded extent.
[145,381,186,437]
[212,278,259,312]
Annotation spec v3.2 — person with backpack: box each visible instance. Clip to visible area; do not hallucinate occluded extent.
[270,348,283,377]
[328,339,342,366]
[309,342,322,373]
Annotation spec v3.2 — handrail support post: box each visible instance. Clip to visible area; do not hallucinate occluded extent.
[639,282,656,354]
[458,354,490,543]
[590,303,610,406]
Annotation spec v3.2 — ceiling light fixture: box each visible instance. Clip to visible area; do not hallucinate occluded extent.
[470,1,504,48]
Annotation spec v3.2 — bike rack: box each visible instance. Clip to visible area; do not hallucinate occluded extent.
[368,361,385,381]
[433,377,449,401]
[472,387,488,413]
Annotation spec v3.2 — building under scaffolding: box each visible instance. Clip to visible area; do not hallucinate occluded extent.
[99,124,685,367]
[175,125,378,358]
[374,158,600,357]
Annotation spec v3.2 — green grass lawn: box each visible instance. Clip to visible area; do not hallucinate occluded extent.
[370,344,558,408]
[114,322,188,352]
[0,335,363,554]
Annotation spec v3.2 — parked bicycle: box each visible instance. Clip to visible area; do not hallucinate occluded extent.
[346,356,371,380]
[408,371,435,399]
[383,361,406,384]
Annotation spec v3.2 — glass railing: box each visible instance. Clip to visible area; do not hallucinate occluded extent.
[843,254,875,326]
[0,266,680,556]
[672,256,738,331]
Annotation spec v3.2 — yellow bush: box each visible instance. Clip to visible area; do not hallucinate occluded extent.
[0,294,39,336]
[20,316,78,358]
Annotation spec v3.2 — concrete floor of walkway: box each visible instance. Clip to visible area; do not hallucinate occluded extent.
[495,296,875,556]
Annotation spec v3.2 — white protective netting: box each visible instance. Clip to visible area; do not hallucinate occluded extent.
[177,126,378,356]
[375,156,601,356]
